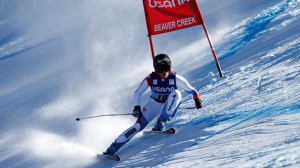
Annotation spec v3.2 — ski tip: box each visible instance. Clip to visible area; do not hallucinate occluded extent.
[115,155,120,161]
[168,128,176,134]
[100,154,120,161]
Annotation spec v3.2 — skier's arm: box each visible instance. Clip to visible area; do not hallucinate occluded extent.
[176,74,202,108]
[133,77,150,106]
[176,75,200,99]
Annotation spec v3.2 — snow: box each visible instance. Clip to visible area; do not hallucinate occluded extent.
[0,0,300,167]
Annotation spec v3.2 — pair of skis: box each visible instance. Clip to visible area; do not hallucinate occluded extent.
[100,128,176,161]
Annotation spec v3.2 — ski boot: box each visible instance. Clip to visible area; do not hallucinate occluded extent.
[103,141,123,155]
[152,120,165,131]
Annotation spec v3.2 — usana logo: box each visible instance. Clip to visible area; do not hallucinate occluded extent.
[152,86,175,93]
[148,0,190,8]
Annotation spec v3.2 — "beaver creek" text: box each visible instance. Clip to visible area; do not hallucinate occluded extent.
[154,16,196,32]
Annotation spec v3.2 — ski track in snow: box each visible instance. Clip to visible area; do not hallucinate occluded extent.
[1,0,300,167]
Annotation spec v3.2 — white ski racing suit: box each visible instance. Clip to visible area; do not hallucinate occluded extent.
[115,71,200,146]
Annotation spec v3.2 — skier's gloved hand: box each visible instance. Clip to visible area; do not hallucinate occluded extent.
[132,106,142,118]
[194,98,202,109]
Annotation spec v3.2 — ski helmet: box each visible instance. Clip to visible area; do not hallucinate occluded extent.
[153,54,171,73]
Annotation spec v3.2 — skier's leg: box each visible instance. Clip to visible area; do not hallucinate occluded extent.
[115,116,147,144]
[115,99,161,142]
[153,90,182,131]
[104,117,148,155]
[104,99,161,155]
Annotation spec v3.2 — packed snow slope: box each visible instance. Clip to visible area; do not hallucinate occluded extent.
[0,0,300,168]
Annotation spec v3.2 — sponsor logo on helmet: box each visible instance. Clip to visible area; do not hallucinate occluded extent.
[152,86,175,93]
[157,58,169,64]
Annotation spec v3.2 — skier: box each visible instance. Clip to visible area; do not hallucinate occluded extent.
[103,54,202,156]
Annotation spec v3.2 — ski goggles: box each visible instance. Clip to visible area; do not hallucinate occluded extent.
[155,64,170,73]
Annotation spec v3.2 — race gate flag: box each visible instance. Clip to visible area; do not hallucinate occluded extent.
[142,0,224,77]
[143,0,204,35]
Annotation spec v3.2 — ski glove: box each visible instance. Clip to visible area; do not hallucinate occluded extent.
[194,98,202,109]
[132,106,142,118]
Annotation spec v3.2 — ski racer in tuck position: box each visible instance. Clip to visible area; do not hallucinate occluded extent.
[104,54,203,155]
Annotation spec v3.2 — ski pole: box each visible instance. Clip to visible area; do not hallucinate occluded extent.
[179,106,197,109]
[75,113,132,121]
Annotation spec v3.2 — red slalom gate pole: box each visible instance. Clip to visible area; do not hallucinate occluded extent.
[148,35,155,60]
[202,24,223,78]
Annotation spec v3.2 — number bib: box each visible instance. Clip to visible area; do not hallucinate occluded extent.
[149,72,177,103]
